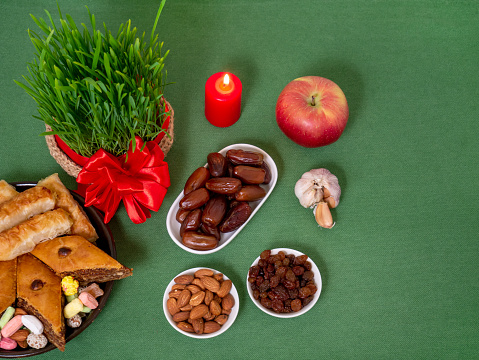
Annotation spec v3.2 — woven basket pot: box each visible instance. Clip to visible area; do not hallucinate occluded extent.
[45,100,174,178]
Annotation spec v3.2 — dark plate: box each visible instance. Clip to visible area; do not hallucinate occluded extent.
[0,183,115,358]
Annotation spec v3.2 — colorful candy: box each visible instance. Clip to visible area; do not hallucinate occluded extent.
[66,314,82,328]
[22,315,44,335]
[26,333,48,349]
[0,337,17,350]
[1,315,23,338]
[80,283,104,298]
[64,298,84,319]
[78,292,98,310]
[0,306,15,329]
[61,276,79,296]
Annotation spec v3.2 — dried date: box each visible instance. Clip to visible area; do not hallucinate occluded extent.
[182,231,218,250]
[219,202,252,233]
[205,177,242,195]
[179,188,210,210]
[234,185,266,202]
[180,208,202,237]
[202,195,228,227]
[184,167,210,195]
[233,165,265,184]
[226,149,263,166]
[207,152,227,177]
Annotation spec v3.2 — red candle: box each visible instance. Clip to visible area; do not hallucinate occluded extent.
[205,72,242,127]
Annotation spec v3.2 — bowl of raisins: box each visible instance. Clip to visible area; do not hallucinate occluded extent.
[247,248,322,318]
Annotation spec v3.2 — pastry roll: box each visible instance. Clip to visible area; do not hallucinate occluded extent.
[38,174,98,241]
[0,180,18,205]
[0,208,73,261]
[0,186,56,233]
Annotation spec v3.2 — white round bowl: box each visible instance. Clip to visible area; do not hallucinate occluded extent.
[246,248,322,318]
[166,143,278,254]
[163,267,239,338]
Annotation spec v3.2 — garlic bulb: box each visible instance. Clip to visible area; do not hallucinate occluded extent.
[294,168,341,228]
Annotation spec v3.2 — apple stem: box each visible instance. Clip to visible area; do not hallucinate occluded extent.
[311,96,316,106]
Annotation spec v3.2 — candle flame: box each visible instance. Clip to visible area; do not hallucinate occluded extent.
[223,74,230,86]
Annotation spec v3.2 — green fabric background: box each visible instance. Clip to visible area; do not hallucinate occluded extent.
[1,0,478,359]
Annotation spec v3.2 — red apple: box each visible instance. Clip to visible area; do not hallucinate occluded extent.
[275,76,349,148]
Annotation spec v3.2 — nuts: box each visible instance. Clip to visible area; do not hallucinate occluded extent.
[174,275,194,285]
[168,269,236,335]
[217,280,232,298]
[200,276,220,293]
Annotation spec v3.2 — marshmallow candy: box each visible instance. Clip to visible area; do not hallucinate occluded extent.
[22,315,44,335]
[1,315,23,338]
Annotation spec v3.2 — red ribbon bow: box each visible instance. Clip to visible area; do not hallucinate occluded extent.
[76,136,170,224]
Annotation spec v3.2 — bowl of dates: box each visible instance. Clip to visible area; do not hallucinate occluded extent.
[247,248,322,318]
[166,144,277,254]
[163,267,239,338]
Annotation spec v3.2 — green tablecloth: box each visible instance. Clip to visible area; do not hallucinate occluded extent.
[1,0,478,358]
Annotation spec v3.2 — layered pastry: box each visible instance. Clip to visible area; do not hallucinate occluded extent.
[30,235,133,283]
[0,186,55,233]
[38,174,98,242]
[0,209,73,261]
[0,180,18,205]
[0,258,17,314]
[16,253,65,351]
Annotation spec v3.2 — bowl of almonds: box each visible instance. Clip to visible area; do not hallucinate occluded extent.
[163,268,239,338]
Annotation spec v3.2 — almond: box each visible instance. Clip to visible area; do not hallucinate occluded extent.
[174,274,194,285]
[214,314,228,325]
[214,273,224,282]
[17,340,28,349]
[192,278,206,290]
[204,321,221,334]
[203,311,215,321]
[171,284,186,291]
[194,269,214,277]
[10,329,29,342]
[217,279,232,298]
[222,308,231,315]
[186,284,201,294]
[192,318,204,334]
[172,311,190,322]
[167,298,180,316]
[200,276,220,293]
[14,308,28,316]
[189,291,206,306]
[209,300,222,316]
[190,304,209,320]
[180,304,193,312]
[176,289,192,308]
[168,289,182,299]
[177,321,194,333]
[221,293,235,311]
[204,290,214,305]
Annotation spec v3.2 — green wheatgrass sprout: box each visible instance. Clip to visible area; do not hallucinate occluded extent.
[16,0,170,157]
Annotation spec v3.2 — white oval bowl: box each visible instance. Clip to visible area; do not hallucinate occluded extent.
[166,143,278,254]
[163,267,239,338]
[246,248,322,318]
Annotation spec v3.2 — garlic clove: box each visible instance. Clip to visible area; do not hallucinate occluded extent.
[324,196,336,209]
[314,202,334,229]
